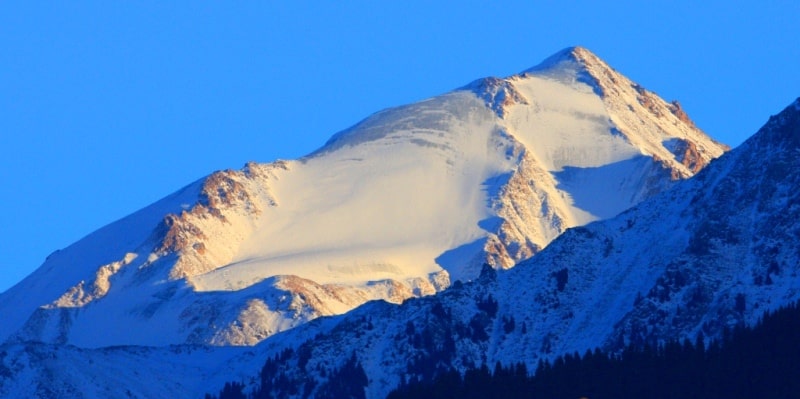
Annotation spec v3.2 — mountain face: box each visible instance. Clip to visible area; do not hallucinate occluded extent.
[208,97,800,399]
[0,46,726,348]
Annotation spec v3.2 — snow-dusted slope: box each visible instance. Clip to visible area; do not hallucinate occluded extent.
[0,321,329,399]
[202,97,800,399]
[0,47,725,348]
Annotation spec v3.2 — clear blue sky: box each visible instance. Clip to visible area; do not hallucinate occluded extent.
[1,2,798,292]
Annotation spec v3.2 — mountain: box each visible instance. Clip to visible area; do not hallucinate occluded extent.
[208,97,800,398]
[4,87,795,399]
[0,46,725,349]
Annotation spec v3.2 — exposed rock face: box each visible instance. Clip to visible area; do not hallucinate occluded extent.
[483,150,567,269]
[469,77,530,118]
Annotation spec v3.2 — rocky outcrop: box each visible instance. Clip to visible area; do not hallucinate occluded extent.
[468,77,530,118]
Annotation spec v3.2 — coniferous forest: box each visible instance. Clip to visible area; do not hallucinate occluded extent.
[209,302,800,399]
[388,302,800,399]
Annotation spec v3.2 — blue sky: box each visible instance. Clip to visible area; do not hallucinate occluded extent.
[1,2,798,292]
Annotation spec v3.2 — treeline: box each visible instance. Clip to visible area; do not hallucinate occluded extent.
[388,301,800,399]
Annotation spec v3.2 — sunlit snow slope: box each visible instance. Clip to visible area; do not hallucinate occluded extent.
[0,47,726,347]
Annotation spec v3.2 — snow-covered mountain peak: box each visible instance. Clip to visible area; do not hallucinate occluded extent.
[520,46,606,90]
[0,48,728,348]
[524,46,595,70]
